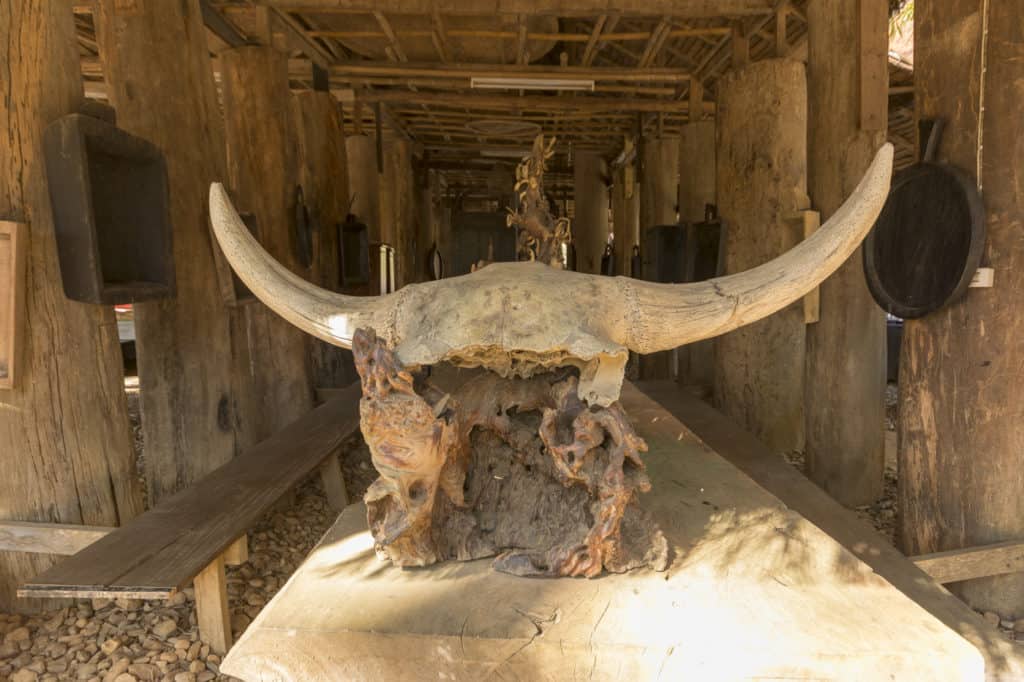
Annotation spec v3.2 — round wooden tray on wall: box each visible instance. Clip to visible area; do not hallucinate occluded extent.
[864,162,986,319]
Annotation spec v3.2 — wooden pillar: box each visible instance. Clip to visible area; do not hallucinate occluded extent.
[291,91,356,389]
[713,60,808,454]
[638,136,680,380]
[94,0,238,504]
[380,139,416,287]
[346,135,381,244]
[572,151,609,275]
[804,0,887,506]
[0,0,143,610]
[416,168,443,282]
[677,119,717,388]
[901,0,1024,617]
[221,46,313,446]
[611,164,639,276]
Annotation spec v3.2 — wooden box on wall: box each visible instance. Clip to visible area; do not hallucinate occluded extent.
[0,221,28,390]
[43,113,175,305]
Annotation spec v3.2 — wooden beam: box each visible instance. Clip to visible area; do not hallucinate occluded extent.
[330,62,690,83]
[200,0,248,48]
[774,1,789,57]
[580,15,608,66]
[911,540,1024,585]
[731,22,750,68]
[637,18,671,68]
[373,11,408,62]
[258,1,775,17]
[357,89,693,113]
[0,521,112,555]
[430,9,451,62]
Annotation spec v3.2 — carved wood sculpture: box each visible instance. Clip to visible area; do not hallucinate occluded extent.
[507,134,571,267]
[209,143,894,577]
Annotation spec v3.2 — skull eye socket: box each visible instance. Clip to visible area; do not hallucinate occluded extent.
[408,480,427,503]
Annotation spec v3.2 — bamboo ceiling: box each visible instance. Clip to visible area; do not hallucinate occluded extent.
[72,1,914,196]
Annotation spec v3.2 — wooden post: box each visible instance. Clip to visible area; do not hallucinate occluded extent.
[713,60,808,454]
[221,46,314,446]
[94,0,238,504]
[346,135,381,244]
[416,168,445,282]
[901,0,1024,618]
[222,536,249,566]
[611,164,639,277]
[803,0,887,506]
[319,454,349,511]
[380,139,416,287]
[0,0,143,611]
[638,136,680,380]
[677,119,717,388]
[572,151,609,275]
[291,91,357,389]
[194,554,231,654]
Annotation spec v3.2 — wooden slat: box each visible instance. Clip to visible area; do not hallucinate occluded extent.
[0,521,112,555]
[19,383,361,599]
[194,554,231,654]
[911,541,1024,585]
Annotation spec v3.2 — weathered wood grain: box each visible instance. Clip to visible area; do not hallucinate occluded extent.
[94,0,239,505]
[900,0,1024,616]
[0,522,112,555]
[0,0,143,612]
[0,221,27,389]
[912,541,1024,586]
[713,58,807,453]
[221,45,315,449]
[222,383,987,681]
[803,0,888,507]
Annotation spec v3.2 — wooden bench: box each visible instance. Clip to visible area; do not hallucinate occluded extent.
[14,382,361,654]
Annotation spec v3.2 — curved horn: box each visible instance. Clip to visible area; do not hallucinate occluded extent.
[209,183,395,347]
[626,143,893,353]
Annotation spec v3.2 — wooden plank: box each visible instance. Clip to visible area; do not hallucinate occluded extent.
[222,382,986,681]
[0,521,112,555]
[19,384,360,599]
[0,221,27,390]
[194,554,231,655]
[911,541,1024,585]
[800,210,821,323]
[330,62,690,83]
[632,381,1024,675]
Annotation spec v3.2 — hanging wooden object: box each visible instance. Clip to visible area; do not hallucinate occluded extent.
[864,163,985,319]
[43,113,175,304]
[0,221,27,390]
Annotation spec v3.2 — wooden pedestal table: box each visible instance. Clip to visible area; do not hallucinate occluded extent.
[222,385,984,681]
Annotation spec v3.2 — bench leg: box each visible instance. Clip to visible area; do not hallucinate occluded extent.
[194,554,232,655]
[223,535,248,566]
[319,454,349,511]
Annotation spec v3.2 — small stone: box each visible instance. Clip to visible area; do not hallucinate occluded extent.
[1,641,19,659]
[171,639,190,651]
[188,660,205,673]
[196,673,215,682]
[173,674,196,682]
[1001,619,1014,630]
[205,654,220,664]
[77,663,98,679]
[127,662,158,681]
[230,613,250,633]
[983,611,1001,627]
[113,675,137,682]
[151,620,176,639]
[115,599,142,611]
[185,642,200,662]
[11,669,39,682]
[167,592,187,607]
[1014,619,1024,633]
[5,626,30,643]
[158,652,178,663]
[45,659,67,674]
[92,599,113,611]
[103,656,130,682]
[101,639,121,656]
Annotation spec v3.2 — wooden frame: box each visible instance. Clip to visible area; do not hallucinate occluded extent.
[0,220,28,390]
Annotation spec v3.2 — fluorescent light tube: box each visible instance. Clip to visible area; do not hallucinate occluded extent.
[470,77,595,92]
